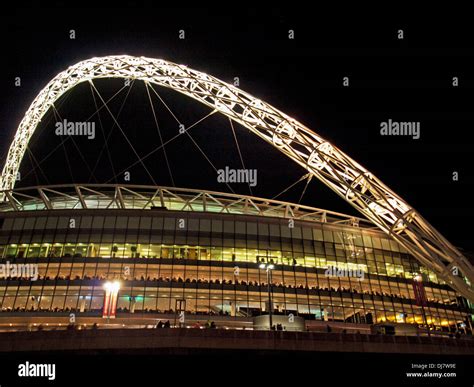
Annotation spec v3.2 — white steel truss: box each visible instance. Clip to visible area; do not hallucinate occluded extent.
[0,55,472,301]
[0,184,376,229]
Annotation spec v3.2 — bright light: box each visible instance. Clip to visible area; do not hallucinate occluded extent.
[259,263,274,270]
[103,280,120,292]
[111,281,120,292]
[396,313,405,322]
[413,274,422,282]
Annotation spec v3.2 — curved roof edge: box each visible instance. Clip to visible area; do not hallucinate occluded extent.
[0,184,378,231]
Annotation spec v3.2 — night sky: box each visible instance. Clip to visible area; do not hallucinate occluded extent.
[1,7,473,251]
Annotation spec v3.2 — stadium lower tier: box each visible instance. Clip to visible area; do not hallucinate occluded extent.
[0,257,471,330]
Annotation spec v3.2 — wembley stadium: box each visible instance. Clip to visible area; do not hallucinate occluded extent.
[3,10,474,387]
[0,55,472,339]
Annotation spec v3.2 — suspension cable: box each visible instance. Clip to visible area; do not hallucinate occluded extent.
[52,106,75,183]
[103,109,218,184]
[145,81,175,187]
[146,84,236,193]
[228,118,253,196]
[271,173,311,200]
[89,80,157,185]
[88,80,136,183]
[52,104,98,183]
[298,174,313,204]
[20,84,129,182]
[184,130,236,194]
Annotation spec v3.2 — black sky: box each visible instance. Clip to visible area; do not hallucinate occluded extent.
[0,7,473,250]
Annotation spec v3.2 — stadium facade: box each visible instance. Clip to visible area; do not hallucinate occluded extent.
[0,184,472,333]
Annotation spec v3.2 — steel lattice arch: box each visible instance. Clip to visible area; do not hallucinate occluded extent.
[0,55,473,301]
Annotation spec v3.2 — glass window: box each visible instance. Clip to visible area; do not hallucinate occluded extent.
[189,219,199,231]
[35,217,47,229]
[312,228,324,241]
[212,220,223,233]
[128,217,140,229]
[223,221,234,233]
[235,221,246,234]
[302,227,312,240]
[362,235,373,247]
[200,219,211,232]
[389,239,400,252]
[151,217,163,230]
[80,216,93,229]
[372,237,382,249]
[381,238,391,251]
[92,216,104,229]
[269,224,279,237]
[115,216,127,229]
[323,230,334,242]
[140,217,152,229]
[12,218,25,230]
[46,217,58,229]
[102,234,114,243]
[247,222,257,235]
[163,217,175,231]
[104,216,116,229]
[258,223,268,236]
[280,224,291,238]
[291,226,302,239]
[57,217,69,229]
[2,218,14,230]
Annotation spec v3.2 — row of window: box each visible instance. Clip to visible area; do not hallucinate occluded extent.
[1,215,402,252]
[0,259,457,303]
[0,285,468,329]
[1,231,406,262]
[0,256,469,330]
[0,242,439,283]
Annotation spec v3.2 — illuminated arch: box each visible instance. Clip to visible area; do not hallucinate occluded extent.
[1,55,473,300]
